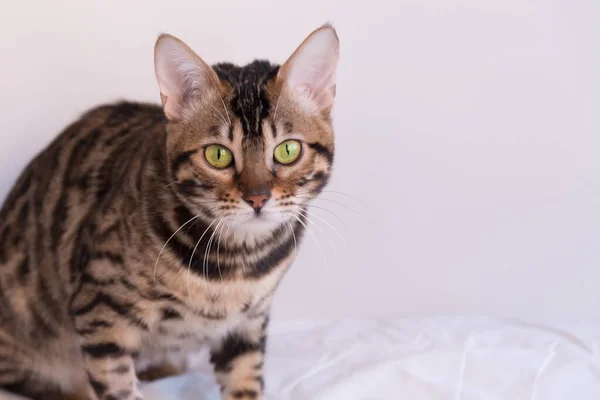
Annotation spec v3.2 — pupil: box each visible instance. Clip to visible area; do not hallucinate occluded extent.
[217,148,221,159]
[286,144,290,155]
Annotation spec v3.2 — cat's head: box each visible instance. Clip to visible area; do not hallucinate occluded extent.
[154,25,339,234]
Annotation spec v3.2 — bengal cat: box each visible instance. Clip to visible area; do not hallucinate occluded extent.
[0,24,339,400]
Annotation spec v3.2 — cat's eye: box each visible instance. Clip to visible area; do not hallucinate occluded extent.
[273,140,301,165]
[205,145,233,169]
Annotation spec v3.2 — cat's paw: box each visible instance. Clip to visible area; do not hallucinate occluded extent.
[137,361,184,382]
[222,389,263,400]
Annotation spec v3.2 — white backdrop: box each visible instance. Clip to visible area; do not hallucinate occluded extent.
[0,1,598,322]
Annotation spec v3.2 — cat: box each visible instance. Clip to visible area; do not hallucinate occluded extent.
[0,24,339,400]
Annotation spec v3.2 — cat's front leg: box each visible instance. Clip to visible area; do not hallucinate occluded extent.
[210,315,269,400]
[83,347,143,400]
[72,294,144,400]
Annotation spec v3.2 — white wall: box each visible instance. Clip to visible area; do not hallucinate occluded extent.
[0,0,598,322]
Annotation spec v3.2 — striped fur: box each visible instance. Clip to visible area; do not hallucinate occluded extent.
[0,25,338,400]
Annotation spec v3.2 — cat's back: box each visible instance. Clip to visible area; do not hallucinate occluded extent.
[0,101,166,333]
[0,101,166,236]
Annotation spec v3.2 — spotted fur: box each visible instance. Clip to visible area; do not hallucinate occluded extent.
[0,25,338,400]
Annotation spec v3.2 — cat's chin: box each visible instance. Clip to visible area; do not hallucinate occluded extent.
[227,212,288,235]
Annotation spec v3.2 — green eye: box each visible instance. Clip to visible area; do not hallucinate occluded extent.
[274,140,301,164]
[205,145,233,168]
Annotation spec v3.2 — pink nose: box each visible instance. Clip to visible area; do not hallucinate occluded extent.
[243,193,270,212]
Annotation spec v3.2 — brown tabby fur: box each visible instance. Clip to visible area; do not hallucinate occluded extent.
[0,25,338,400]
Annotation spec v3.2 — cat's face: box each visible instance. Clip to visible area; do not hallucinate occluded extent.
[154,26,339,235]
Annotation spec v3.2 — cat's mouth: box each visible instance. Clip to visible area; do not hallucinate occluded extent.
[198,193,301,234]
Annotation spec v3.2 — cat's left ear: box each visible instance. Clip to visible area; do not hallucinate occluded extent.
[278,24,340,112]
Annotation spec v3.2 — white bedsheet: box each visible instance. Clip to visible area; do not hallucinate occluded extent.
[143,318,600,400]
[3,318,600,399]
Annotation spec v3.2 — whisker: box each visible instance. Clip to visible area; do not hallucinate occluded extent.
[296,208,339,270]
[203,217,225,282]
[197,204,227,219]
[193,201,225,206]
[272,88,283,126]
[292,203,349,234]
[208,103,228,127]
[154,214,200,283]
[294,196,361,215]
[296,189,369,208]
[187,217,219,306]
[223,218,233,245]
[184,216,203,238]
[207,74,232,126]
[288,211,328,271]
[286,220,298,256]
[159,195,222,206]
[216,217,231,282]
[298,206,353,261]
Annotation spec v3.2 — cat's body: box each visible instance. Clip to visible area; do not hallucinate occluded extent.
[0,26,339,400]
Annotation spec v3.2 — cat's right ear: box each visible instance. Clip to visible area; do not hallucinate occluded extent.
[154,34,220,121]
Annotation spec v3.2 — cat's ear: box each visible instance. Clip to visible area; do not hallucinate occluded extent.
[278,24,340,112]
[154,34,220,120]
